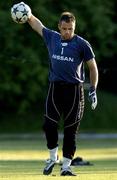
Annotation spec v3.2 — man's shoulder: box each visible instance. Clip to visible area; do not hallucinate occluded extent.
[75,35,87,43]
[43,27,60,36]
[75,35,91,47]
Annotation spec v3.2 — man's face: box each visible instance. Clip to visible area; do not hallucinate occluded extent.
[58,21,76,40]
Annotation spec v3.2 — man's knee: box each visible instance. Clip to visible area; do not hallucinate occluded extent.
[43,117,58,132]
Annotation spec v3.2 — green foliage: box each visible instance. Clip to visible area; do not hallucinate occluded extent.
[0,0,117,131]
[0,90,117,133]
[81,90,117,132]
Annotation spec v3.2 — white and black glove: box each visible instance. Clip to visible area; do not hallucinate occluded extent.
[88,86,97,110]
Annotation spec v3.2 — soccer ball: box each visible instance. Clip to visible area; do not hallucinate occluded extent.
[11,2,31,24]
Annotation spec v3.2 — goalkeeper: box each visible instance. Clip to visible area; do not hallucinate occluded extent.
[25,3,98,176]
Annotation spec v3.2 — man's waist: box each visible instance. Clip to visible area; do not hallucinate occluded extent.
[51,81,82,86]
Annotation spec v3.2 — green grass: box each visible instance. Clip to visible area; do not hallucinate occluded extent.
[0,135,117,180]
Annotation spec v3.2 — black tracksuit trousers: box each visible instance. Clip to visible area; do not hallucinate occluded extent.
[43,82,84,159]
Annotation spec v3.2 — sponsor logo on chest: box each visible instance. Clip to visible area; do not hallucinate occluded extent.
[52,54,74,62]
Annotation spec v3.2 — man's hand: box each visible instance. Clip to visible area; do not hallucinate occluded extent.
[88,86,97,110]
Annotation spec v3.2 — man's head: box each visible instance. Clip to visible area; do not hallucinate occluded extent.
[58,12,76,40]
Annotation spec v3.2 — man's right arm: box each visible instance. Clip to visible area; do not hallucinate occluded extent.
[28,14,45,37]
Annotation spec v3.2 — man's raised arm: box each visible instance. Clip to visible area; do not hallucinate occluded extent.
[28,14,45,36]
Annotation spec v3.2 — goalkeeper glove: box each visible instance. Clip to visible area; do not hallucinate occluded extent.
[88,86,97,110]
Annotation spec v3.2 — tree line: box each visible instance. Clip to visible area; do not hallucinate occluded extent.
[0,0,117,115]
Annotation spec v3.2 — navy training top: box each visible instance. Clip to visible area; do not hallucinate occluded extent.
[42,27,95,83]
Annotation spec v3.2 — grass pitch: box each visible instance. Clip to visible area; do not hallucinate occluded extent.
[0,134,117,180]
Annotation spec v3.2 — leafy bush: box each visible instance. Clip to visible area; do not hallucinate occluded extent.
[0,0,117,131]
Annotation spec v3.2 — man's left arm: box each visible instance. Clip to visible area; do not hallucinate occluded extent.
[86,58,99,110]
[87,58,98,89]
